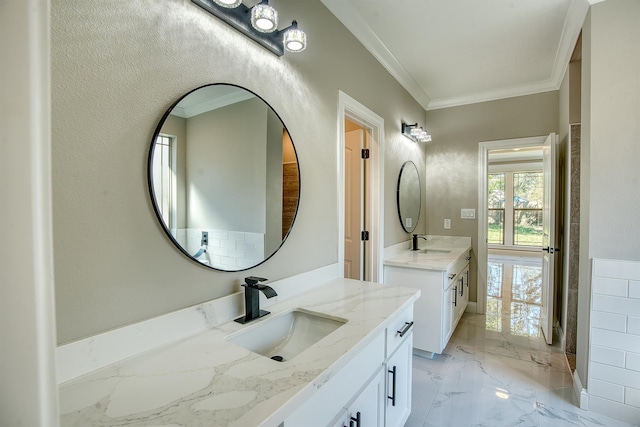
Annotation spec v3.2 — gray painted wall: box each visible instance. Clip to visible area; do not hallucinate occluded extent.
[424,92,559,303]
[51,0,426,344]
[577,0,640,387]
[186,98,268,232]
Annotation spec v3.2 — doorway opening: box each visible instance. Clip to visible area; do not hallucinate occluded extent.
[344,119,370,280]
[479,134,558,344]
[337,91,384,282]
[486,252,543,338]
[487,149,544,250]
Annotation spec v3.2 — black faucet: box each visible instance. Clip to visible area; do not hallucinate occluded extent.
[412,234,428,251]
[235,276,277,324]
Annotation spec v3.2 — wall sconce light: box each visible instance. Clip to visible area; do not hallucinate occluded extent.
[193,0,307,56]
[402,122,432,142]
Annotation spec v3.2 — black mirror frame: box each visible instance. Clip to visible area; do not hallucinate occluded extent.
[147,83,301,272]
[396,160,421,233]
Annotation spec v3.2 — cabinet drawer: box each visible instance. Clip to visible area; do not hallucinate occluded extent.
[445,250,470,288]
[385,304,414,358]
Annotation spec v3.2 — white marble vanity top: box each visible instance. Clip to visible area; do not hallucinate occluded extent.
[384,235,472,271]
[59,278,419,427]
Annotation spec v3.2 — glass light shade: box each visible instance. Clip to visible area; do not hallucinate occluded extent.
[251,3,278,33]
[284,28,307,52]
[418,132,432,142]
[410,126,421,136]
[212,0,242,7]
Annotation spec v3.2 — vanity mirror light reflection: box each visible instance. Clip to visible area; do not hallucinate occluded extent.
[148,84,300,271]
[396,160,421,233]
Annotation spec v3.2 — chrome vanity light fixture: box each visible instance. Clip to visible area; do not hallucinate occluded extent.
[402,122,432,143]
[192,0,307,56]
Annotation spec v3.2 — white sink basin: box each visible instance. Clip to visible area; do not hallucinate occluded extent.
[225,308,347,362]
[420,249,451,255]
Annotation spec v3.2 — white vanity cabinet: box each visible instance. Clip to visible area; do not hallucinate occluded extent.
[383,305,413,427]
[331,368,385,427]
[384,250,470,356]
[384,331,413,427]
[285,305,414,427]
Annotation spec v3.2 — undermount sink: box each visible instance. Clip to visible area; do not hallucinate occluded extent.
[225,308,347,362]
[420,249,451,255]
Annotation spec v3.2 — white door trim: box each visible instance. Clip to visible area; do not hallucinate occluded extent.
[477,135,547,314]
[338,91,385,282]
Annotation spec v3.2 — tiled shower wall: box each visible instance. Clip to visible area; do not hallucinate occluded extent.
[566,124,581,355]
[588,258,640,424]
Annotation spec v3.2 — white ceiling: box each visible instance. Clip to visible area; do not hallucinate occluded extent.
[320,0,592,110]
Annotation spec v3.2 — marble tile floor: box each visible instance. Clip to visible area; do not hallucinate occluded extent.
[405,313,636,427]
[405,252,634,426]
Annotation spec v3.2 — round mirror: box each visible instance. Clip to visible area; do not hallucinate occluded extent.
[397,161,421,233]
[148,84,300,271]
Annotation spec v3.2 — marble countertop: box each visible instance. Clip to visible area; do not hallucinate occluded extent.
[384,235,472,271]
[59,278,419,427]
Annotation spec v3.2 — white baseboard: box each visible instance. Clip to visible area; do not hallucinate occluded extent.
[466,302,477,313]
[573,369,589,410]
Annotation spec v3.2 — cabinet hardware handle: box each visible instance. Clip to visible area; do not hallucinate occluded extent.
[350,411,361,427]
[448,273,456,280]
[466,256,471,261]
[459,278,464,296]
[388,365,397,406]
[453,286,457,306]
[397,321,414,337]
[466,270,469,288]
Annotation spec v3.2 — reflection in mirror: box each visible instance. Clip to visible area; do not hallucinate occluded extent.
[397,161,421,233]
[149,84,300,271]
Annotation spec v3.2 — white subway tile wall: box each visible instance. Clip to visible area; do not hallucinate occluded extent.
[589,259,640,424]
[175,228,265,270]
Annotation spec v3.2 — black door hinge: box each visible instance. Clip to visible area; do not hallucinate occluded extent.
[361,230,370,241]
[361,148,370,159]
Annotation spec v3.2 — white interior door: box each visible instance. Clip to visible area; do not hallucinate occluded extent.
[540,132,557,344]
[344,129,364,279]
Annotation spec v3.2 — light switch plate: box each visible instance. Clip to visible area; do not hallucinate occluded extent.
[405,217,412,228]
[461,209,476,219]
[444,219,451,229]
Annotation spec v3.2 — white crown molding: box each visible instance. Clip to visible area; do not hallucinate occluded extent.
[426,80,558,111]
[323,0,590,112]
[320,0,431,110]
[171,90,254,118]
[548,0,589,94]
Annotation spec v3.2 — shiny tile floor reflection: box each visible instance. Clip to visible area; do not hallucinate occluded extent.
[405,254,635,427]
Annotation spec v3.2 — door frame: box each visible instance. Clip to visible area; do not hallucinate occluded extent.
[337,91,384,282]
[477,135,548,314]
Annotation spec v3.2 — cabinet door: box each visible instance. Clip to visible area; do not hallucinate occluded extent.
[461,265,470,313]
[346,367,384,427]
[329,409,349,427]
[454,276,465,322]
[385,333,413,427]
[442,283,454,348]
